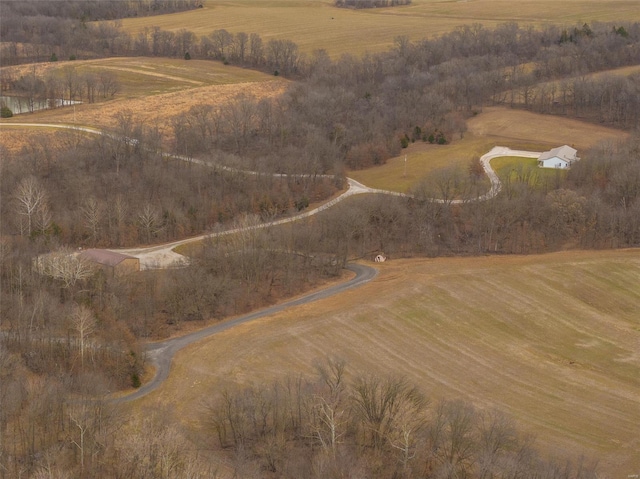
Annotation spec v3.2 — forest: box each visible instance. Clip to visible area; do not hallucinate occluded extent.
[1,2,639,477]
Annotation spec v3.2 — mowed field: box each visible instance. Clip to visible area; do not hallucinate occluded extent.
[348,106,629,192]
[132,249,640,476]
[117,0,640,57]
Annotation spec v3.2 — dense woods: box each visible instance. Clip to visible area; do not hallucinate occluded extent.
[1,3,639,476]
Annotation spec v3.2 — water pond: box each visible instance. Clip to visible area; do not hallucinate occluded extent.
[0,95,81,115]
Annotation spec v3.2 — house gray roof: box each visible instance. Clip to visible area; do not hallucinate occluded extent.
[79,249,138,267]
[538,145,577,162]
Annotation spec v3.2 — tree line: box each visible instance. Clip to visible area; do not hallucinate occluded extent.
[199,358,599,478]
[0,356,601,478]
[335,0,412,8]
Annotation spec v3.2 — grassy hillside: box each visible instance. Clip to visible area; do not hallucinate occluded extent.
[116,0,640,57]
[134,249,640,477]
[0,57,285,150]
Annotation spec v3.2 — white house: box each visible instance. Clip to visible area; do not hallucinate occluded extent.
[538,145,579,169]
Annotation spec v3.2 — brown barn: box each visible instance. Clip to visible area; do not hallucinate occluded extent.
[79,249,140,276]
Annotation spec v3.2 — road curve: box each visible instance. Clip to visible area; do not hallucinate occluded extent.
[3,122,540,401]
[113,262,377,403]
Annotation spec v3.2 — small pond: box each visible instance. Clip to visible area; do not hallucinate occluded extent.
[0,95,81,115]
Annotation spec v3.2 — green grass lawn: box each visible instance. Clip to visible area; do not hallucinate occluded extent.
[491,155,567,189]
[348,135,497,193]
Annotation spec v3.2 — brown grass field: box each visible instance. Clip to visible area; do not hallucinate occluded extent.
[0,57,286,151]
[128,248,640,477]
[116,0,640,57]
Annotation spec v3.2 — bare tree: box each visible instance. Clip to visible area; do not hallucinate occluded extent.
[98,69,119,98]
[36,249,94,290]
[71,304,96,369]
[351,376,423,450]
[429,400,478,478]
[110,194,128,246]
[233,32,249,63]
[81,197,102,245]
[62,66,81,102]
[137,203,164,243]
[249,33,264,65]
[210,29,233,60]
[310,358,349,455]
[83,72,98,103]
[14,176,48,237]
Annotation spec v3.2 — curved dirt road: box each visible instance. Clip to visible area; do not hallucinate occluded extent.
[2,122,541,401]
[114,263,377,402]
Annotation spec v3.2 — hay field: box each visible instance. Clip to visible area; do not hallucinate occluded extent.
[348,106,629,192]
[133,248,640,477]
[117,0,640,57]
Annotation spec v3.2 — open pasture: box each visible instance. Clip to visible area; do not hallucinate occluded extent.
[348,106,629,192]
[136,248,640,477]
[117,0,640,57]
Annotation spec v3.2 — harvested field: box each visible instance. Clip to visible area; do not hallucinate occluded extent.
[348,107,629,192]
[133,249,640,477]
[116,0,640,57]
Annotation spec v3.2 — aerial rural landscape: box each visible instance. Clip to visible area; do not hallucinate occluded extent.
[0,0,639,478]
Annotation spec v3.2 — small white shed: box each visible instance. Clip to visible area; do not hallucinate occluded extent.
[538,145,579,169]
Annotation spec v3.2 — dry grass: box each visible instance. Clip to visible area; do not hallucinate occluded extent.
[468,106,629,149]
[0,129,58,156]
[1,57,286,149]
[130,249,640,477]
[348,106,629,192]
[116,0,640,57]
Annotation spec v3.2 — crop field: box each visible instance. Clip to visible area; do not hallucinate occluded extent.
[116,0,640,57]
[348,106,629,192]
[131,248,640,477]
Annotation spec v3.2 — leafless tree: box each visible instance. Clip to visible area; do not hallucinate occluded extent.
[62,66,81,102]
[210,29,233,60]
[14,176,49,237]
[137,203,164,243]
[232,32,249,63]
[249,33,264,65]
[98,69,119,98]
[81,197,102,245]
[71,304,96,369]
[351,375,424,450]
[36,248,94,290]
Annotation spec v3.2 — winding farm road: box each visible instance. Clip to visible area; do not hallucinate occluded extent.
[115,263,377,402]
[1,121,541,401]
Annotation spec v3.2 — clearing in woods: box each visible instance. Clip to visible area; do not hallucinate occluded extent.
[347,106,629,193]
[127,249,640,477]
[116,0,640,57]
